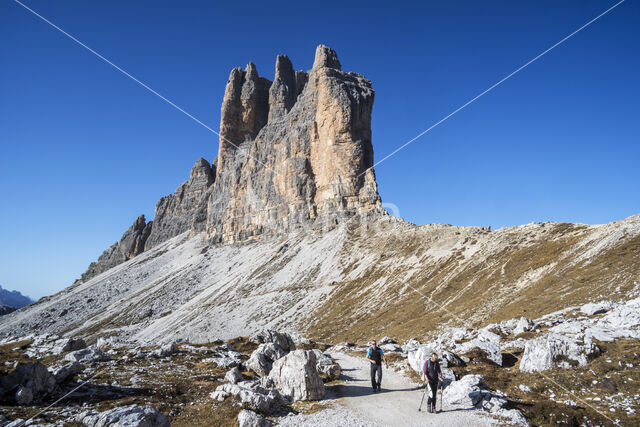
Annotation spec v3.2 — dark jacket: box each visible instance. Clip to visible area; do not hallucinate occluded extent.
[423,359,442,381]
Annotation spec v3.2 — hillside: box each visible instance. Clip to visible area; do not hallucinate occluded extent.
[1,214,638,345]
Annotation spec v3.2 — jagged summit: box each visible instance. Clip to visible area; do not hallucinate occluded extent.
[80,45,384,281]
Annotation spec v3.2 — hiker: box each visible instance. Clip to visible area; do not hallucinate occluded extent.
[365,340,388,392]
[423,352,444,413]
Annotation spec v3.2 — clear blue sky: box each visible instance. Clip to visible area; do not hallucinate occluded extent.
[1,0,638,299]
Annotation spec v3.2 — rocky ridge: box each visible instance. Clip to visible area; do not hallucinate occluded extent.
[80,45,384,281]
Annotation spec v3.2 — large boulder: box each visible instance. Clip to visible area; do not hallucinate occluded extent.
[76,405,169,427]
[442,374,489,407]
[246,346,274,377]
[201,345,244,368]
[512,317,535,336]
[24,334,87,357]
[520,334,598,373]
[580,301,615,316]
[251,330,296,353]
[151,342,179,358]
[14,386,33,405]
[311,350,341,381]
[64,345,110,363]
[246,332,296,376]
[407,345,436,374]
[51,361,85,383]
[210,381,282,412]
[237,409,273,427]
[458,338,502,366]
[268,350,325,401]
[0,362,56,404]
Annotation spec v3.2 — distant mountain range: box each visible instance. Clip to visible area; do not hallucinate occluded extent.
[0,285,33,314]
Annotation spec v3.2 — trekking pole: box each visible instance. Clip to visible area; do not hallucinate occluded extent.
[439,380,443,413]
[418,382,427,412]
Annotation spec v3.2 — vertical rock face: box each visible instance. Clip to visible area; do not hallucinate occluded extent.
[206,44,384,243]
[144,158,216,250]
[218,64,271,172]
[268,55,297,122]
[80,45,384,280]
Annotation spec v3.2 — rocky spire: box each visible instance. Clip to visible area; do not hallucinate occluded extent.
[268,55,297,122]
[218,63,271,170]
[79,45,384,281]
[207,44,382,242]
[312,45,342,70]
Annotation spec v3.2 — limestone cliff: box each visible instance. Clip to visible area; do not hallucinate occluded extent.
[144,158,216,250]
[81,215,152,281]
[80,45,383,280]
[207,45,383,242]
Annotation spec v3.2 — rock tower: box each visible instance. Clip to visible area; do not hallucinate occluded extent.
[81,45,384,280]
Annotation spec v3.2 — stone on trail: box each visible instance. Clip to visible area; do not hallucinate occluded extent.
[311,350,341,381]
[268,350,325,401]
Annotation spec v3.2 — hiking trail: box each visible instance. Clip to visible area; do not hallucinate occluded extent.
[323,351,499,426]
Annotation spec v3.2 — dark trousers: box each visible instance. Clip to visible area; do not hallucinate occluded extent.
[370,363,382,389]
[427,379,438,406]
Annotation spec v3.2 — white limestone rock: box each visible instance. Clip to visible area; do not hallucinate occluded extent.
[519,334,598,373]
[268,350,325,401]
[64,346,110,363]
[76,405,169,427]
[580,301,615,316]
[311,350,341,381]
[442,374,488,407]
[225,366,243,384]
[237,409,273,427]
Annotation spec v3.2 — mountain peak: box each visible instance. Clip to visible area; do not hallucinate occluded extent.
[80,45,383,280]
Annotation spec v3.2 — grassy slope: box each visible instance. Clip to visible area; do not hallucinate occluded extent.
[305,217,640,343]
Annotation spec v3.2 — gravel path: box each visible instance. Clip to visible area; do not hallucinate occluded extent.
[278,351,498,426]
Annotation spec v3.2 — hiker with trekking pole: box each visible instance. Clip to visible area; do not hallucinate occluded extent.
[421,352,444,413]
[365,340,388,392]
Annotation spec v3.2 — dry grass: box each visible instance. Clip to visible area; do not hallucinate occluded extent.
[450,339,640,426]
[226,336,258,354]
[305,225,640,344]
[0,342,243,425]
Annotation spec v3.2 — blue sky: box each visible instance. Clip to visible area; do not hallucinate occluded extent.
[1,0,638,299]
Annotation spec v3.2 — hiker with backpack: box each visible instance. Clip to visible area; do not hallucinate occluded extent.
[365,340,388,392]
[423,352,444,413]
